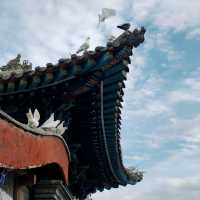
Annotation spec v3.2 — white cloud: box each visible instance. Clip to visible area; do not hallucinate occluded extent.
[169,91,200,103]
[124,155,150,163]
[168,67,200,104]
[124,100,169,119]
[132,0,200,33]
[94,128,200,200]
[123,70,170,120]
[186,28,200,40]
[172,115,200,151]
[166,177,200,191]
[0,0,126,66]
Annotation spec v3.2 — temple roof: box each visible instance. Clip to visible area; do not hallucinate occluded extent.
[0,28,145,95]
[0,27,145,198]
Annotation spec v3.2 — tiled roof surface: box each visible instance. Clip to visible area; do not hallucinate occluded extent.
[0,28,145,96]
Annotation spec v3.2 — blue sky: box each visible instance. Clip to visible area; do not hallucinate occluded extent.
[0,0,200,199]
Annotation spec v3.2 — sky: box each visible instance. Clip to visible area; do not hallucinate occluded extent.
[0,0,200,199]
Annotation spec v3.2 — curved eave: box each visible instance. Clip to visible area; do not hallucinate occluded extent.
[0,27,145,97]
[70,28,145,194]
[100,64,141,187]
[92,28,146,189]
[83,50,144,193]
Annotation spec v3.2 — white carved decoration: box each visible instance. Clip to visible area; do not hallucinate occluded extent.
[0,54,32,79]
[26,109,67,136]
[26,109,40,128]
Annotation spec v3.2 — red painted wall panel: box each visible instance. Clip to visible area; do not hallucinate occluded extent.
[0,119,69,184]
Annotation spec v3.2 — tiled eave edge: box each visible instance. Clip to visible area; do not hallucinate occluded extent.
[95,63,143,189]
[88,29,145,189]
[85,29,145,190]
[0,28,145,97]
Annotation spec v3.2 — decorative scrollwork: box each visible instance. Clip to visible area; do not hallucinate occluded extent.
[0,54,32,77]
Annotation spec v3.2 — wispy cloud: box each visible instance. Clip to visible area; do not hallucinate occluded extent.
[168,67,200,103]
[94,131,200,199]
[0,0,125,66]
[132,0,200,33]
